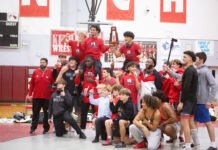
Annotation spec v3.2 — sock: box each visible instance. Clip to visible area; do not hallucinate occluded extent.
[191,129,200,145]
[185,143,191,148]
[108,136,111,140]
[211,142,217,148]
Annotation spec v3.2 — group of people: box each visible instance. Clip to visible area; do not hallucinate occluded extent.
[26,24,218,150]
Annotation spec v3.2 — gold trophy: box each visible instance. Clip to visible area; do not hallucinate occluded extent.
[109,26,119,45]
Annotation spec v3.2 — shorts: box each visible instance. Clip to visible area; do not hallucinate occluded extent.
[180,101,196,117]
[194,104,211,123]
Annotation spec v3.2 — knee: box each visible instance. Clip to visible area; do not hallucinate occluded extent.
[129,124,137,132]
[119,120,125,127]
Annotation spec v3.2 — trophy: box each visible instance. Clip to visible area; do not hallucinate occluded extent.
[109,26,119,45]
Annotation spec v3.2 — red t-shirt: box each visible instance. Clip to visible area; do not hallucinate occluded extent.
[120,74,139,104]
[101,77,116,86]
[68,40,85,63]
[28,68,54,100]
[82,66,97,103]
[119,42,141,63]
[80,36,109,60]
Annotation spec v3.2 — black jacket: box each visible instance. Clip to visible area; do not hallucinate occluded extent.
[110,98,134,122]
[48,90,72,118]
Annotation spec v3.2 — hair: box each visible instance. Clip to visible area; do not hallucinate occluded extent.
[195,52,207,63]
[69,56,79,64]
[184,50,196,62]
[112,84,123,92]
[56,78,67,85]
[119,88,131,96]
[103,67,113,77]
[78,31,87,38]
[142,95,159,110]
[40,58,48,63]
[58,53,67,58]
[123,31,135,39]
[90,24,101,33]
[171,59,182,67]
[97,84,112,92]
[152,90,169,103]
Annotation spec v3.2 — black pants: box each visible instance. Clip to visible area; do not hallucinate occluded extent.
[53,111,82,137]
[95,116,109,140]
[31,98,49,131]
[72,95,81,113]
[80,102,95,129]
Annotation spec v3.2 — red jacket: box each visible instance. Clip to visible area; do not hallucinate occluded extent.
[80,36,109,60]
[28,68,54,100]
[168,68,183,104]
[68,40,85,63]
[159,71,171,98]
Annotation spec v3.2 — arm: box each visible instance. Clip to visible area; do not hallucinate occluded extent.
[143,110,161,131]
[160,104,177,127]
[181,69,193,102]
[48,94,54,119]
[55,66,68,83]
[89,94,99,105]
[206,71,218,102]
[113,45,122,58]
[28,72,35,97]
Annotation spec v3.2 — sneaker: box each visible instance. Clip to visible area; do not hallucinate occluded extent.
[115,141,126,148]
[92,138,99,143]
[207,147,218,150]
[133,141,147,149]
[102,139,112,146]
[79,132,86,139]
[42,129,49,134]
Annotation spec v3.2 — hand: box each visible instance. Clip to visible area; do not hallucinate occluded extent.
[89,88,94,95]
[26,95,32,101]
[142,126,150,137]
[83,87,89,96]
[205,102,212,109]
[86,77,94,83]
[60,90,65,96]
[177,102,183,112]
[48,119,52,123]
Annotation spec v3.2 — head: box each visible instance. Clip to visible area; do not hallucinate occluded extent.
[97,84,112,97]
[170,59,182,70]
[58,53,67,65]
[126,61,137,74]
[119,88,131,102]
[68,56,79,68]
[141,95,159,110]
[145,57,156,70]
[56,78,67,90]
[40,58,48,70]
[123,31,134,44]
[90,24,101,37]
[85,55,94,68]
[195,52,207,67]
[183,51,196,66]
[112,84,123,97]
[78,31,87,41]
[152,90,169,104]
[103,68,113,78]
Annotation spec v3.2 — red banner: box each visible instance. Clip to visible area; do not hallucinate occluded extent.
[51,30,75,56]
[160,0,186,23]
[19,0,49,17]
[107,0,134,20]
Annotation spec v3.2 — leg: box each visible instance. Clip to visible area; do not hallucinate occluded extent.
[119,119,128,142]
[80,102,90,129]
[129,124,145,143]
[189,116,200,146]
[147,129,161,150]
[42,100,50,133]
[63,111,82,135]
[163,124,177,139]
[105,119,113,138]
[53,115,64,137]
[30,99,42,132]
[94,60,102,80]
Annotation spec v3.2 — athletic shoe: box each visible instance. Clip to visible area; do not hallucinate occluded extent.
[133,141,147,149]
[102,139,112,146]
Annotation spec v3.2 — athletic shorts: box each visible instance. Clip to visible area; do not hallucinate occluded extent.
[180,100,196,117]
[194,104,211,123]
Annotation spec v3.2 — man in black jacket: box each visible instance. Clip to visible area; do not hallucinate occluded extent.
[110,88,134,148]
[48,79,86,139]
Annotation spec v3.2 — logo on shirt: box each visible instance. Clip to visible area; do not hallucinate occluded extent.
[53,96,64,102]
[126,78,134,85]
[75,49,80,53]
[90,42,97,48]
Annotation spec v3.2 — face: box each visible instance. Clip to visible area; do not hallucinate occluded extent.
[103,70,109,78]
[128,65,137,73]
[112,90,119,97]
[183,54,192,66]
[141,100,147,110]
[90,27,98,36]
[40,60,47,69]
[85,57,94,67]
[59,57,67,64]
[98,88,108,97]
[69,59,77,68]
[171,62,179,70]
[145,59,154,69]
[119,94,128,101]
[57,83,65,89]
[78,33,86,41]
[195,57,201,67]
[124,36,132,44]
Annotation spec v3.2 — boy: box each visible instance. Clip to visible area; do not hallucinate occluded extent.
[48,79,86,139]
